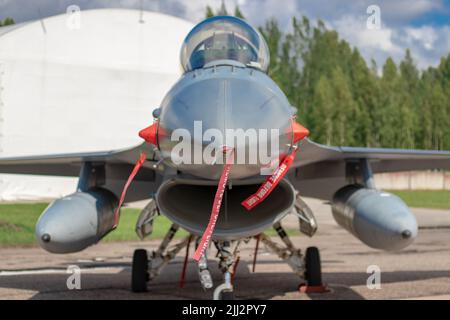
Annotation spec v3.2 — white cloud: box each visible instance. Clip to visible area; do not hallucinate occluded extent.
[0,0,449,69]
[405,26,437,50]
[330,13,450,70]
[210,0,450,70]
[333,15,401,53]
[377,0,442,20]
[331,15,450,70]
[396,25,450,69]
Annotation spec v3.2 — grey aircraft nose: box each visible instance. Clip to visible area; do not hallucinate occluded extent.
[157,64,293,180]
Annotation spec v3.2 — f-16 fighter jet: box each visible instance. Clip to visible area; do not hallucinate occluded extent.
[1,16,450,299]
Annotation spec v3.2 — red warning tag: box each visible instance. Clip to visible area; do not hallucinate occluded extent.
[193,147,234,261]
[241,148,298,211]
[113,152,147,228]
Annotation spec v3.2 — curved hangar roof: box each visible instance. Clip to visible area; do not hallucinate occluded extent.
[0,9,194,155]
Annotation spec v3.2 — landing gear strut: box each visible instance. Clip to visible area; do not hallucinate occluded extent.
[213,241,237,300]
[131,221,326,297]
[196,243,213,290]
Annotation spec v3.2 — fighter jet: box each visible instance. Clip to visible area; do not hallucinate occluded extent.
[1,16,450,299]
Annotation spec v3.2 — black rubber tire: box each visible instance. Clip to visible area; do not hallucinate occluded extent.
[220,291,235,300]
[304,247,322,286]
[131,249,149,292]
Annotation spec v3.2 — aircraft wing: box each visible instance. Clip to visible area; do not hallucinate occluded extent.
[0,138,448,202]
[0,143,155,177]
[295,139,450,172]
[291,139,450,200]
[0,143,160,202]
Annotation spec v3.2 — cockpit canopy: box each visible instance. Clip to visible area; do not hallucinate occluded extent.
[180,16,270,73]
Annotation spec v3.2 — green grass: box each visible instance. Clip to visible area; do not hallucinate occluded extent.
[0,203,190,247]
[103,208,189,242]
[388,190,450,210]
[0,203,297,247]
[103,209,298,240]
[1,190,450,247]
[0,203,48,247]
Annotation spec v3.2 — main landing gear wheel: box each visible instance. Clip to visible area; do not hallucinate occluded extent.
[131,249,149,292]
[304,246,322,286]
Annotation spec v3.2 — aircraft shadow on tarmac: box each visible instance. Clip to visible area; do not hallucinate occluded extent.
[1,259,450,300]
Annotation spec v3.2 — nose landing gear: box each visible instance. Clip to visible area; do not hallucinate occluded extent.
[213,272,234,300]
[131,222,328,298]
[197,251,213,290]
[213,241,239,300]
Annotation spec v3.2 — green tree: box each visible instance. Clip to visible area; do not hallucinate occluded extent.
[205,6,215,18]
[429,83,449,150]
[200,7,450,150]
[379,57,400,147]
[259,19,301,122]
[218,1,228,15]
[439,55,450,149]
[348,48,377,147]
[400,49,419,91]
[0,17,15,27]
[234,6,245,19]
[259,19,283,82]
[312,76,334,144]
[399,49,420,148]
[330,67,359,146]
[205,3,246,19]
[438,53,450,90]
[418,70,436,149]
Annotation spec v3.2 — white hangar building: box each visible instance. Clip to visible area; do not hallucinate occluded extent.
[0,9,193,200]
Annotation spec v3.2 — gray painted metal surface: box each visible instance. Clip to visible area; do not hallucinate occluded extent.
[156,178,295,240]
[332,185,418,251]
[35,188,118,253]
[157,64,293,180]
[0,16,448,254]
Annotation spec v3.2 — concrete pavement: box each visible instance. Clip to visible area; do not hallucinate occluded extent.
[0,198,449,300]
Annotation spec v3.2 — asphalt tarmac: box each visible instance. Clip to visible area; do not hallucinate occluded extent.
[1,198,450,300]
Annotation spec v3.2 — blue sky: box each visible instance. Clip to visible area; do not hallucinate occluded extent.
[410,0,450,27]
[1,0,449,70]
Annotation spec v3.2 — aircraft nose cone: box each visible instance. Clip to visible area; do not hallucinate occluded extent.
[157,66,294,180]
